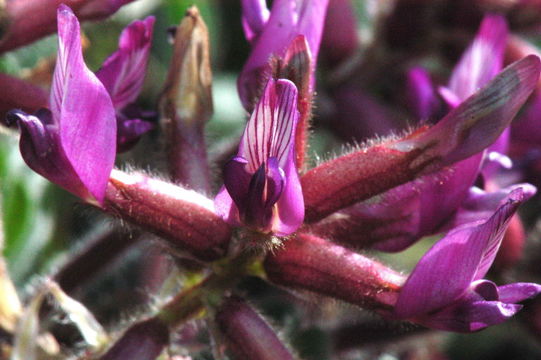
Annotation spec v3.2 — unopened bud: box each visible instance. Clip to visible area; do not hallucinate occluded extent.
[215,296,294,360]
[100,318,169,360]
[160,6,213,191]
[104,169,231,262]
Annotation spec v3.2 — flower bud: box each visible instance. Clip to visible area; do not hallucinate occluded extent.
[215,296,294,360]
[264,233,404,313]
[159,6,213,191]
[104,169,231,262]
[100,318,169,360]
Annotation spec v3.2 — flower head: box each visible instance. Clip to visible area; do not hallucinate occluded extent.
[4,5,117,204]
[215,78,304,236]
[393,189,541,332]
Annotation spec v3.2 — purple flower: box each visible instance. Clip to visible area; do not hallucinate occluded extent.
[393,188,541,332]
[312,14,514,251]
[238,0,329,110]
[214,78,303,236]
[4,5,116,204]
[96,15,155,152]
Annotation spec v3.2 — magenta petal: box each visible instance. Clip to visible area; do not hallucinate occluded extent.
[497,283,541,303]
[96,16,155,110]
[242,78,299,171]
[405,66,440,121]
[394,189,525,318]
[216,78,303,235]
[241,0,270,43]
[6,109,86,198]
[448,14,508,100]
[273,141,304,236]
[46,5,117,203]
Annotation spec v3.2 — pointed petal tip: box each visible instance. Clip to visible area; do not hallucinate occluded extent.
[57,3,73,15]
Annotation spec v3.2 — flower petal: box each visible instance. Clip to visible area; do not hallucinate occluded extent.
[497,283,541,303]
[272,142,304,235]
[405,66,441,121]
[448,14,508,100]
[5,109,87,198]
[241,78,299,171]
[96,16,155,110]
[394,189,524,318]
[53,5,117,203]
[241,0,270,43]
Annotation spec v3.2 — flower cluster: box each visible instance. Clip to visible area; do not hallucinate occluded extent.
[2,1,541,359]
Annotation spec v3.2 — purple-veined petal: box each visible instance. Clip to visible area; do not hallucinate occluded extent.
[394,189,524,319]
[96,16,155,110]
[241,0,270,43]
[52,5,117,203]
[473,189,525,279]
[241,78,299,172]
[497,283,541,303]
[216,78,302,235]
